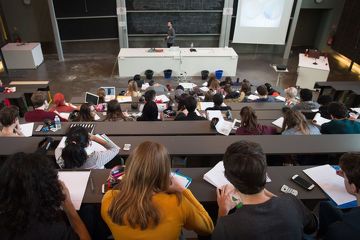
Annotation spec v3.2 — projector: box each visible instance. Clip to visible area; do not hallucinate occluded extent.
[276,64,287,71]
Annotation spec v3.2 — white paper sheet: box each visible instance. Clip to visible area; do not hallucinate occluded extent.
[275,96,286,102]
[155,94,170,103]
[351,108,360,114]
[272,117,284,128]
[207,110,224,121]
[204,161,271,189]
[200,87,209,92]
[303,165,356,205]
[117,96,132,103]
[58,171,91,210]
[180,82,197,89]
[141,83,150,91]
[312,113,331,127]
[202,82,208,87]
[247,94,260,101]
[20,123,34,137]
[58,112,70,120]
[198,102,214,111]
[94,113,101,121]
[215,119,234,136]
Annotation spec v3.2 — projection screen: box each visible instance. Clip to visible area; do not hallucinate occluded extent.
[232,0,294,45]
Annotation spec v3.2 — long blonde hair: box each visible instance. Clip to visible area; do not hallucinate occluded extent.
[109,141,171,230]
[126,80,139,96]
[282,109,310,135]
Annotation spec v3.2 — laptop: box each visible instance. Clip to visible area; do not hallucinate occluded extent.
[101,87,116,102]
[85,92,99,105]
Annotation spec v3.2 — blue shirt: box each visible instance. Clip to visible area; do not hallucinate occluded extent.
[282,124,321,135]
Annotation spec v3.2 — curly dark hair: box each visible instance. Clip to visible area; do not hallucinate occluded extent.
[0,152,65,233]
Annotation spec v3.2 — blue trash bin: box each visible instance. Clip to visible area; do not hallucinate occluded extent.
[215,70,223,80]
[164,69,172,79]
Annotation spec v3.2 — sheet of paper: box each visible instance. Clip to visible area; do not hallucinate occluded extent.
[141,83,150,90]
[171,172,192,188]
[312,113,331,127]
[58,171,91,210]
[198,102,214,111]
[247,94,260,101]
[94,113,101,121]
[275,96,286,102]
[351,108,360,114]
[215,119,233,136]
[59,112,70,120]
[20,123,34,137]
[180,82,196,89]
[202,82,208,87]
[311,109,319,112]
[155,94,170,103]
[117,96,132,103]
[105,95,116,102]
[200,87,209,92]
[204,161,271,189]
[272,117,284,128]
[199,96,205,100]
[207,110,224,121]
[303,165,356,205]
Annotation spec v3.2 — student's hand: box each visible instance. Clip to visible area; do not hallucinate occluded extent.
[217,184,238,217]
[167,175,186,194]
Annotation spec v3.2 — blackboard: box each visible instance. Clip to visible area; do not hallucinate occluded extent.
[58,18,118,40]
[53,0,116,18]
[127,12,222,34]
[126,0,224,10]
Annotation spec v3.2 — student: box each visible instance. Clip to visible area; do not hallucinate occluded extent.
[50,93,78,113]
[223,84,240,99]
[204,89,215,102]
[213,140,317,239]
[72,103,97,122]
[97,88,106,104]
[220,76,233,87]
[281,108,320,135]
[137,101,159,121]
[177,93,189,111]
[265,83,280,97]
[25,91,66,122]
[144,89,156,102]
[284,87,299,107]
[104,100,132,122]
[226,81,251,103]
[236,106,277,135]
[253,85,275,102]
[125,80,141,98]
[321,102,360,134]
[317,95,332,119]
[55,126,120,169]
[319,152,360,240]
[205,93,232,111]
[174,96,206,121]
[0,152,91,240]
[147,80,168,94]
[292,88,320,111]
[208,78,224,94]
[101,141,214,239]
[0,106,24,136]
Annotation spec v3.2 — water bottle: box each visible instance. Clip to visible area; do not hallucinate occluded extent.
[190,42,194,49]
[54,115,61,129]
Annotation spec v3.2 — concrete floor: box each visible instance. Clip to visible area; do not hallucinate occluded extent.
[0,50,359,101]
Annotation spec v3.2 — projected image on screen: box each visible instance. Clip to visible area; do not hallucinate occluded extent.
[240,0,285,28]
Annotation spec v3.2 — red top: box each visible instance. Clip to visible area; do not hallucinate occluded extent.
[236,124,277,135]
[24,110,67,122]
[50,105,76,113]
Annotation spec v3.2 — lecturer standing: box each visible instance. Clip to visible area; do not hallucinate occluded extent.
[166,21,176,48]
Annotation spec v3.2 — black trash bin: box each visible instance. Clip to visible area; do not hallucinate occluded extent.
[164,69,172,79]
[201,70,209,80]
[145,69,154,80]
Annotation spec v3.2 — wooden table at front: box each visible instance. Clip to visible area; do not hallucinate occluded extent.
[81,166,326,204]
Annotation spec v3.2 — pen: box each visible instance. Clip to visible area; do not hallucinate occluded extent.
[90,176,94,192]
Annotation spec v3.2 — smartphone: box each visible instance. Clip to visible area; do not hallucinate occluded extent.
[291,175,315,191]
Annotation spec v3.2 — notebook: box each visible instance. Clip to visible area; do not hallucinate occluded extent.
[312,113,331,127]
[272,117,284,128]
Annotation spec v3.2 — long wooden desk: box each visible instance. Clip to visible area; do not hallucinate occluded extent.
[81,166,326,204]
[2,135,360,156]
[31,120,277,136]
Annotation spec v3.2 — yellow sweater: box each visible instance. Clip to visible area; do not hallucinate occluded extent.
[101,189,214,240]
